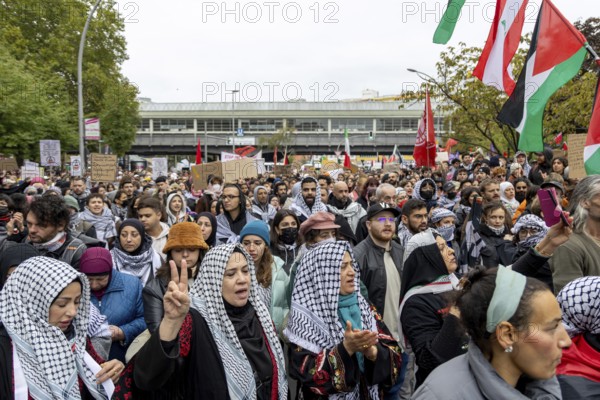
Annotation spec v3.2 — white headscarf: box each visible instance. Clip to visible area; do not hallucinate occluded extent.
[189,244,288,399]
[557,276,600,337]
[0,257,107,399]
[290,177,328,219]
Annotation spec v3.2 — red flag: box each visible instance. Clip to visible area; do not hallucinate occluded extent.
[343,129,352,168]
[273,146,278,166]
[283,147,289,166]
[562,142,568,151]
[195,139,202,164]
[554,132,563,144]
[413,88,437,167]
[444,138,458,152]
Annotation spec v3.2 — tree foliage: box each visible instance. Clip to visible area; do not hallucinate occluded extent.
[0,0,139,160]
[258,126,297,155]
[421,16,599,155]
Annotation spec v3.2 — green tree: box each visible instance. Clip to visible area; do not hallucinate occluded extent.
[0,45,73,163]
[0,0,139,160]
[258,126,297,156]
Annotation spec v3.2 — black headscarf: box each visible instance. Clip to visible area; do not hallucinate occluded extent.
[400,232,448,299]
[198,212,218,247]
[116,218,147,255]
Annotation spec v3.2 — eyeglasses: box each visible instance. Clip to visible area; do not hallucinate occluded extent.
[373,217,396,224]
[220,195,240,201]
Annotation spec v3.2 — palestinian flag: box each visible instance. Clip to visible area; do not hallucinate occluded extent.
[585,75,600,174]
[473,0,528,95]
[497,0,588,152]
[433,0,467,44]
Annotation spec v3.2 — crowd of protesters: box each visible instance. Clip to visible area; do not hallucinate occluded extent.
[0,146,599,399]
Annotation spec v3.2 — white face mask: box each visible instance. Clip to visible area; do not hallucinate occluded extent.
[211,184,221,192]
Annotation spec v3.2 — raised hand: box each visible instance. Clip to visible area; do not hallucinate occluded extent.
[159,260,190,341]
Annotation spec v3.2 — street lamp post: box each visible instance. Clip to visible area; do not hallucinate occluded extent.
[230,89,239,153]
[78,0,104,172]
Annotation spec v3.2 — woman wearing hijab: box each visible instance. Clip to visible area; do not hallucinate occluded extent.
[0,257,125,399]
[134,243,288,399]
[111,219,162,286]
[250,185,277,222]
[80,247,146,362]
[556,276,600,399]
[413,266,571,400]
[285,241,402,399]
[197,211,217,248]
[216,184,258,244]
[143,222,209,333]
[166,192,192,226]
[398,229,468,388]
[500,182,520,217]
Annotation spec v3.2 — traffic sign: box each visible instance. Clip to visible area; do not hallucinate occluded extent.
[237,128,244,136]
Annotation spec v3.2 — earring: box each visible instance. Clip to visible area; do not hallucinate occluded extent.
[504,346,513,353]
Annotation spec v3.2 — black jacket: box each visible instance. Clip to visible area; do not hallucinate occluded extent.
[528,147,554,185]
[142,275,168,333]
[8,231,86,270]
[478,225,515,268]
[353,235,404,317]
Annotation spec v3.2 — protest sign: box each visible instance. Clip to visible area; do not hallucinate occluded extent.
[39,140,61,167]
[70,156,82,177]
[90,153,117,182]
[567,134,586,179]
[152,158,168,179]
[0,158,18,171]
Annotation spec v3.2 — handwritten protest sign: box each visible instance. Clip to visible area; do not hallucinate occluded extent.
[0,158,18,171]
[567,134,586,179]
[191,159,259,189]
[90,153,117,182]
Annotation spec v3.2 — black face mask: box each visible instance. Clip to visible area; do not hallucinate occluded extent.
[515,192,526,203]
[421,190,434,200]
[0,206,9,216]
[280,227,298,245]
[447,192,457,200]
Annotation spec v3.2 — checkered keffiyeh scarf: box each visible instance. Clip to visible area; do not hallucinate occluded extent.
[512,214,548,249]
[284,241,378,400]
[0,257,107,400]
[289,177,327,219]
[189,244,288,400]
[557,276,600,337]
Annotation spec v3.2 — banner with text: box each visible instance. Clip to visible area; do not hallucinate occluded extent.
[39,140,61,167]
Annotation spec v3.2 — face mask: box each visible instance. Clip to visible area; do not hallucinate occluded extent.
[515,192,526,203]
[421,190,434,200]
[447,192,457,200]
[0,206,9,216]
[437,224,455,242]
[280,227,298,245]
[211,184,221,192]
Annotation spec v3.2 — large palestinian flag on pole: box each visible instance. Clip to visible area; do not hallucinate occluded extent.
[473,0,528,95]
[585,75,600,174]
[497,0,588,152]
[433,0,467,44]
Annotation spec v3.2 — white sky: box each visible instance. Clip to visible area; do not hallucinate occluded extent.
[119,0,596,103]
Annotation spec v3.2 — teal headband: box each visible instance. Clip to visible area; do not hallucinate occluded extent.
[486,266,527,333]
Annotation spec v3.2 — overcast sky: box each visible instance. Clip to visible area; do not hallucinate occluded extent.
[119,0,595,103]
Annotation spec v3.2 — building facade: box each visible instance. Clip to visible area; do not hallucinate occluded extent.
[131,98,448,160]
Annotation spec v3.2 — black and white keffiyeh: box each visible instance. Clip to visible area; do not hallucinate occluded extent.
[0,257,107,400]
[189,244,288,400]
[557,276,600,337]
[111,233,158,282]
[252,185,277,222]
[512,214,548,249]
[284,241,378,400]
[289,177,327,219]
